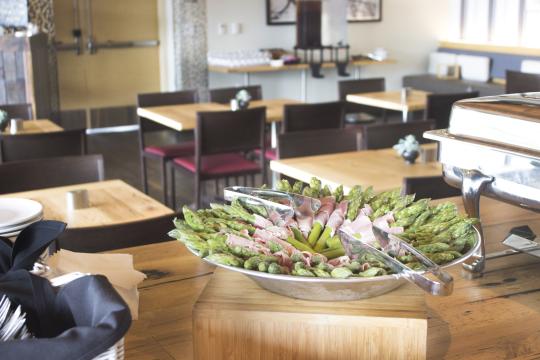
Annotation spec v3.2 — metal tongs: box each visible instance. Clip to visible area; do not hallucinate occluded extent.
[223,186,321,223]
[339,227,454,296]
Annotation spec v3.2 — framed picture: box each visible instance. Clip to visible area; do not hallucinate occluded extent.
[266,0,382,26]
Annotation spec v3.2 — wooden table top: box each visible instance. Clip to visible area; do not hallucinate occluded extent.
[120,196,540,359]
[137,99,301,131]
[209,59,396,74]
[1,119,63,135]
[270,144,441,192]
[347,90,430,112]
[0,180,173,228]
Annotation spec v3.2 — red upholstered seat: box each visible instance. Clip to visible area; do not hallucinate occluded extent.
[254,148,277,160]
[173,153,260,176]
[144,142,195,158]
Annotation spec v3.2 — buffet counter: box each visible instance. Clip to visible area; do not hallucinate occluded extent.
[120,196,540,359]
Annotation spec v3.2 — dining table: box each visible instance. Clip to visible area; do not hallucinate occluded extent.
[137,98,302,147]
[346,90,430,122]
[0,179,173,228]
[1,119,63,135]
[270,144,441,192]
[119,195,540,359]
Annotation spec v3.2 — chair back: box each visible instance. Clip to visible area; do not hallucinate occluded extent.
[425,91,479,129]
[402,175,461,200]
[0,129,86,163]
[196,107,266,157]
[137,90,199,107]
[359,121,435,150]
[209,85,263,104]
[506,70,540,94]
[277,128,360,159]
[338,78,385,116]
[0,155,105,194]
[56,213,179,252]
[137,89,199,145]
[282,101,344,133]
[0,103,33,120]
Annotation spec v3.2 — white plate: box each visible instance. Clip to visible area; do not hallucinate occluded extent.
[0,198,44,228]
[0,215,43,234]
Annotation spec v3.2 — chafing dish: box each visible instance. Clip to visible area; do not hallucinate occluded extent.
[424,92,540,276]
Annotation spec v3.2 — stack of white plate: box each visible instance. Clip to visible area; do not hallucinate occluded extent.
[0,198,43,239]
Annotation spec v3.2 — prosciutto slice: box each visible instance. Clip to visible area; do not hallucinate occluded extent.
[253,214,273,229]
[313,196,336,227]
[328,256,351,267]
[226,234,272,255]
[326,200,348,234]
[253,229,297,255]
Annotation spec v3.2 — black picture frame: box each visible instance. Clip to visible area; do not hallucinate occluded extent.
[266,0,383,26]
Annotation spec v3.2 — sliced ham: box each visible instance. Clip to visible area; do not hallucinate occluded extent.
[273,251,293,269]
[328,256,351,267]
[253,214,273,229]
[326,200,348,233]
[226,233,271,255]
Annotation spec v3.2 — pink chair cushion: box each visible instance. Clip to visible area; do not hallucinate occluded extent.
[144,142,195,158]
[173,153,260,176]
[254,148,277,160]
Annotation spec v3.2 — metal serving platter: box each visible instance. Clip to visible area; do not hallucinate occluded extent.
[186,228,481,301]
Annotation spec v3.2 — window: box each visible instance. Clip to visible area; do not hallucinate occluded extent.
[455,0,540,48]
[522,0,540,47]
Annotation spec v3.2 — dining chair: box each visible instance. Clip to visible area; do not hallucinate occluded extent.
[506,70,540,94]
[0,129,86,163]
[170,107,266,209]
[137,89,199,205]
[282,101,345,133]
[209,85,263,104]
[277,128,361,159]
[0,155,104,194]
[338,78,386,123]
[0,103,33,120]
[56,213,179,252]
[424,91,479,129]
[402,175,461,200]
[359,121,435,150]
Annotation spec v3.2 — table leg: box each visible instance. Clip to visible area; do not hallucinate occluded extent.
[270,121,277,148]
[354,66,360,79]
[402,109,410,123]
[243,72,250,86]
[301,69,307,102]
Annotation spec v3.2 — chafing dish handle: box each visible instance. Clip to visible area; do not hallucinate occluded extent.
[460,169,494,277]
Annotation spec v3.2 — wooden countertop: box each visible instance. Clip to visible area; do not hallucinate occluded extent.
[0,180,173,228]
[1,119,63,135]
[270,144,441,192]
[137,99,301,131]
[347,90,430,112]
[209,59,396,74]
[120,196,540,359]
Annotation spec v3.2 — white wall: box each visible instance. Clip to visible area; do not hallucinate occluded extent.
[207,0,453,102]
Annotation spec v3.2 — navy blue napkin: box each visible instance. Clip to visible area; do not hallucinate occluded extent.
[0,221,132,359]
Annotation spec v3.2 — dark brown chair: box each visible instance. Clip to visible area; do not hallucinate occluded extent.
[0,103,33,120]
[0,155,104,194]
[338,78,386,123]
[402,176,461,200]
[359,121,435,150]
[277,128,361,159]
[0,129,86,163]
[137,90,199,205]
[171,107,266,209]
[209,85,263,104]
[282,101,345,133]
[506,70,540,94]
[56,213,179,252]
[425,91,479,129]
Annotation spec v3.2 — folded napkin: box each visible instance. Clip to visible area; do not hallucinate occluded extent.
[0,221,131,360]
[47,250,146,319]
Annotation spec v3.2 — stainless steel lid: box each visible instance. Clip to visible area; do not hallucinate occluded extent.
[448,92,540,154]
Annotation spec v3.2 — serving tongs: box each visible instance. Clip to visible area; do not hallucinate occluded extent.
[339,227,454,296]
[223,186,321,223]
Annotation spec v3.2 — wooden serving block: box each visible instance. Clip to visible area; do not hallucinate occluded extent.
[193,268,427,360]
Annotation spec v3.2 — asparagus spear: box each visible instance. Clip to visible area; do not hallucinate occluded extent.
[314,200,348,251]
[291,181,304,194]
[320,247,346,259]
[307,196,335,246]
[331,267,353,279]
[182,206,206,232]
[286,236,315,253]
[206,253,244,267]
[276,179,292,193]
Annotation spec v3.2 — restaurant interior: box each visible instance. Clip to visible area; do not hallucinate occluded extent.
[1,0,540,359]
